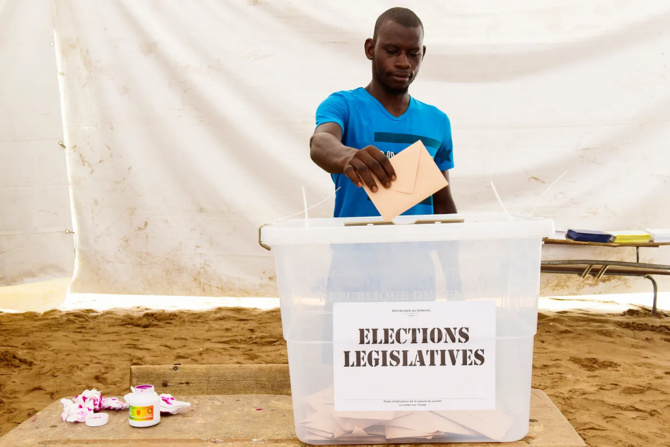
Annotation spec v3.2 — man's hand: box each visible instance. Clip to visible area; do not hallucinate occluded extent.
[343,146,396,192]
[310,123,396,192]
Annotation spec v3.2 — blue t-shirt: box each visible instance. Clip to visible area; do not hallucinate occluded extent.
[316,87,454,218]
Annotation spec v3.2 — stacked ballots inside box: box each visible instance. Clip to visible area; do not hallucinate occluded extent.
[299,386,513,442]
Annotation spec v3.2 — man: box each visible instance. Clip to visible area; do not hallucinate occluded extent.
[310,7,457,218]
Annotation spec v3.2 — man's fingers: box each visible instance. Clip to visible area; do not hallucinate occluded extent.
[344,146,397,192]
[357,148,394,189]
[343,165,363,188]
[348,159,379,192]
[366,148,396,187]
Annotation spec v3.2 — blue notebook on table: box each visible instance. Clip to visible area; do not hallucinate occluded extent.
[566,229,613,243]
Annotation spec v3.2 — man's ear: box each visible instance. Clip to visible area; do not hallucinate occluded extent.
[422,45,427,59]
[364,38,375,60]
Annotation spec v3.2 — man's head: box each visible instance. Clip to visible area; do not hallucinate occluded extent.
[366,7,425,94]
[372,7,424,41]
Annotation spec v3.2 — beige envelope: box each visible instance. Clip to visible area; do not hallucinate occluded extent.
[362,140,448,221]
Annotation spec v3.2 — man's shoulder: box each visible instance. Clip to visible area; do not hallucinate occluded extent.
[324,87,367,102]
[411,96,448,117]
[316,88,368,126]
[318,88,373,118]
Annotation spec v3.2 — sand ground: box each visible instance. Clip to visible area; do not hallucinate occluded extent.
[0,305,668,447]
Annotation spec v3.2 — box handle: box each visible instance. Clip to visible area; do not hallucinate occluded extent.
[258,224,271,251]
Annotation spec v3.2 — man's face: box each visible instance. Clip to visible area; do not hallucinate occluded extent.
[368,20,425,94]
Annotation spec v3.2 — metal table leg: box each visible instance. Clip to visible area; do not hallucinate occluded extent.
[643,275,658,314]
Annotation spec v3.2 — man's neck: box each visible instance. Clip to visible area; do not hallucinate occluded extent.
[365,82,410,117]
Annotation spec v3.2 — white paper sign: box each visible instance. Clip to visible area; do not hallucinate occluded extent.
[333,300,496,412]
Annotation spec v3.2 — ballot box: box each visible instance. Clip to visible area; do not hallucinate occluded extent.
[260,213,554,444]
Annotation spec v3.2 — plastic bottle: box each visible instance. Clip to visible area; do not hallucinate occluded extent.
[124,384,161,427]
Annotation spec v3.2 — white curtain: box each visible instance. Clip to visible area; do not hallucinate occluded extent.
[0,0,73,286]
[3,0,669,296]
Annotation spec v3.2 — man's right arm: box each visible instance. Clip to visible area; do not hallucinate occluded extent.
[309,122,396,193]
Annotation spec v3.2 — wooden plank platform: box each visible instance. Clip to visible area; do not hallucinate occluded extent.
[0,390,584,446]
[130,364,292,396]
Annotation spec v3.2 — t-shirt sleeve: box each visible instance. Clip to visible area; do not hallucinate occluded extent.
[315,91,349,133]
[433,114,454,171]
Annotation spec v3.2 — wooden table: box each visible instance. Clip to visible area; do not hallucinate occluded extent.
[542,237,670,313]
[0,391,584,447]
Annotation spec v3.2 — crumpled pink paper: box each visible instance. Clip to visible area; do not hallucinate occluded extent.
[60,389,111,423]
[159,393,191,414]
[102,397,130,410]
[61,388,191,423]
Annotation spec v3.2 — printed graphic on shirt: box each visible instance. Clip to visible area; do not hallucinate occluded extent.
[374,132,443,152]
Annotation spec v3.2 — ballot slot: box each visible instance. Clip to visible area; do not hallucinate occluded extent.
[344,217,465,226]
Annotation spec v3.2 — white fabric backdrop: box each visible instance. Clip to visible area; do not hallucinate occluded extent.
[3,0,669,296]
[0,0,73,286]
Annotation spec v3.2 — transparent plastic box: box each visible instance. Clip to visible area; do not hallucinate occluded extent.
[261,213,554,444]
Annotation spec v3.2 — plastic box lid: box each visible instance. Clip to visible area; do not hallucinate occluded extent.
[261,213,554,246]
